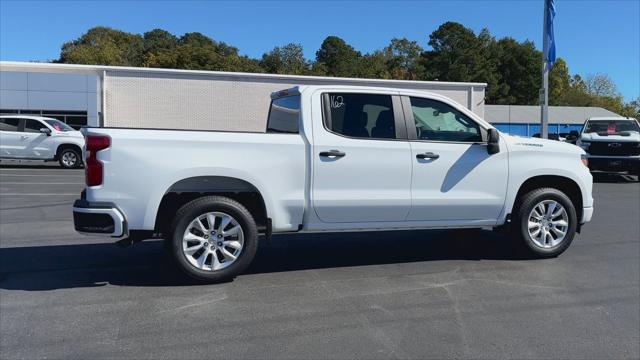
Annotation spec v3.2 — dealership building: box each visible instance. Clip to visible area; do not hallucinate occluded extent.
[0,61,620,133]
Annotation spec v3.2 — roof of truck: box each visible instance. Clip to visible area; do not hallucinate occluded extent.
[587,117,638,121]
[0,115,59,121]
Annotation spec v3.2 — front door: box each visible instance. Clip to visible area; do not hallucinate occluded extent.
[21,119,54,159]
[312,91,412,223]
[403,96,508,222]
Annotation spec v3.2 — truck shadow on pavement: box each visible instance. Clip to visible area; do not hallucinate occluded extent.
[0,229,527,291]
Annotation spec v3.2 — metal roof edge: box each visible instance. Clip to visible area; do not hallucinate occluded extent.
[0,61,487,88]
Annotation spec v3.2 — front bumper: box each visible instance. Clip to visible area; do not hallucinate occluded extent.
[581,206,594,224]
[586,155,640,174]
[73,198,128,238]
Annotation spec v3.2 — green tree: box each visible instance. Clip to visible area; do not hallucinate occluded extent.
[59,26,143,66]
[493,38,540,105]
[422,23,500,101]
[549,58,570,105]
[261,43,309,75]
[383,38,424,80]
[141,29,179,68]
[358,51,390,79]
[315,36,361,77]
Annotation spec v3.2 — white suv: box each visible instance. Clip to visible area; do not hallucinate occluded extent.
[0,115,85,168]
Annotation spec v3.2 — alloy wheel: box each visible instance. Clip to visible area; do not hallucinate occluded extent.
[181,211,244,271]
[527,200,569,248]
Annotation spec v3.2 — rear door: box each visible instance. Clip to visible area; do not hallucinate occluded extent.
[311,91,412,223]
[403,95,508,222]
[0,118,22,157]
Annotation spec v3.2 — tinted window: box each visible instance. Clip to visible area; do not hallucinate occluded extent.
[409,97,481,142]
[24,119,45,133]
[0,118,20,132]
[325,93,396,139]
[267,96,300,134]
[584,120,640,134]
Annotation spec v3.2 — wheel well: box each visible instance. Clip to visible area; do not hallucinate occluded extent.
[154,176,268,236]
[513,175,583,221]
[55,144,82,160]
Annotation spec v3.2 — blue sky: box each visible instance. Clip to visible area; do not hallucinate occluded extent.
[1,0,638,100]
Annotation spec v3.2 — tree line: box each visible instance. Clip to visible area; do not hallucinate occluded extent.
[56,22,638,117]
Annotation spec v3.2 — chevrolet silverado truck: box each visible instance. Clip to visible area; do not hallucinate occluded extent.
[73,86,594,282]
[576,117,640,179]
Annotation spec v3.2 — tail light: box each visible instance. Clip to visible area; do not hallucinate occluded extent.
[85,135,110,186]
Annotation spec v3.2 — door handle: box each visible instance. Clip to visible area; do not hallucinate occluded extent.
[416,152,440,160]
[319,149,346,158]
[20,136,29,141]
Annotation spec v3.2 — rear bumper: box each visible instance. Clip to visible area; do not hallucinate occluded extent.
[73,198,128,238]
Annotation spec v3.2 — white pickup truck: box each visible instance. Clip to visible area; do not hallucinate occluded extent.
[73,85,594,282]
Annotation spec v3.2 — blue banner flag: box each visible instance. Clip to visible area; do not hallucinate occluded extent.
[544,0,556,68]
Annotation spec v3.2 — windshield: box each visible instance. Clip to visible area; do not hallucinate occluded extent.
[44,119,75,132]
[583,120,640,135]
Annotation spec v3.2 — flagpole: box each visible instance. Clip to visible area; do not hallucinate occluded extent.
[540,0,549,139]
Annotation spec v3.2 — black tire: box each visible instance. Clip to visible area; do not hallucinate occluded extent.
[168,196,258,283]
[58,147,82,169]
[512,187,577,258]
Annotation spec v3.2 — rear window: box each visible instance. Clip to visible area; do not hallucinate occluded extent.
[0,118,20,132]
[267,95,300,134]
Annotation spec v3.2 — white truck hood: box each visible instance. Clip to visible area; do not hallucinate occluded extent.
[502,134,584,155]
[581,131,640,143]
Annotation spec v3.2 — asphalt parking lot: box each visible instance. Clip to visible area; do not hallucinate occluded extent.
[0,163,638,359]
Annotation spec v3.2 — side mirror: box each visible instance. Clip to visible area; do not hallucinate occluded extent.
[487,128,500,155]
[39,128,51,136]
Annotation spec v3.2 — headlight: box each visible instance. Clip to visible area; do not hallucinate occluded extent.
[577,140,590,150]
[581,154,589,167]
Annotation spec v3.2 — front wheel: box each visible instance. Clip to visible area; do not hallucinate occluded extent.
[168,196,258,283]
[58,148,82,169]
[513,188,578,258]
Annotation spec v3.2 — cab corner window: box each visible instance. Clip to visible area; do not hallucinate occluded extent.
[409,97,481,142]
[324,93,397,140]
[267,95,300,134]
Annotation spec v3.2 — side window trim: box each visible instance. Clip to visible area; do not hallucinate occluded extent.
[401,95,487,144]
[320,92,408,141]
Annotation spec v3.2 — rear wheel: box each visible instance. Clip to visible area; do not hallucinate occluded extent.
[168,196,258,283]
[58,148,81,169]
[512,188,577,258]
